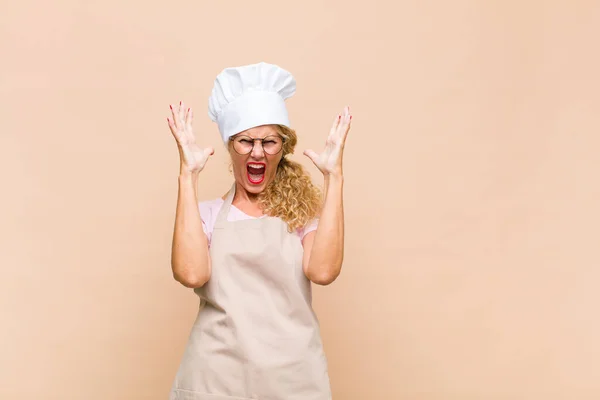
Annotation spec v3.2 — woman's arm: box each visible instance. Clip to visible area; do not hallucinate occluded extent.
[302,106,352,285]
[167,101,214,288]
[171,171,211,288]
[302,174,344,285]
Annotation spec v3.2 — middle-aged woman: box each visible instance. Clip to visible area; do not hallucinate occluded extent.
[167,62,352,400]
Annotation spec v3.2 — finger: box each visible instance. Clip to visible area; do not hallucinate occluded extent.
[339,116,351,142]
[331,106,350,139]
[178,101,185,124]
[338,106,348,119]
[303,149,319,165]
[332,113,341,130]
[204,146,215,157]
[338,106,351,129]
[342,106,351,122]
[167,117,180,140]
[340,112,352,145]
[186,107,193,130]
[339,126,350,148]
[169,104,180,130]
[328,114,341,141]
[330,106,350,144]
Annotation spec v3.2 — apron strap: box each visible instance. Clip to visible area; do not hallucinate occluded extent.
[214,182,236,228]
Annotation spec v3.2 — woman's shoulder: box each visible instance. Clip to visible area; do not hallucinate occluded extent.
[297,217,319,240]
[198,198,224,223]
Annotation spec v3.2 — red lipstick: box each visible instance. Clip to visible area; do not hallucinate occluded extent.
[246,162,266,185]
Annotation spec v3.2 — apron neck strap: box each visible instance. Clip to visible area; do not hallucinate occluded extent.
[215,182,236,225]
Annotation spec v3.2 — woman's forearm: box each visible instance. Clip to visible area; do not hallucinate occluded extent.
[171,171,211,288]
[305,174,344,285]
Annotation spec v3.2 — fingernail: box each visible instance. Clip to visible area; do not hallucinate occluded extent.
[169,105,172,110]
[180,101,182,105]
[188,108,190,112]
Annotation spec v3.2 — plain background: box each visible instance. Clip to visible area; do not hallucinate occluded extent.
[2,1,600,399]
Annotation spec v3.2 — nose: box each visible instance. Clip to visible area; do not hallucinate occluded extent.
[250,140,265,158]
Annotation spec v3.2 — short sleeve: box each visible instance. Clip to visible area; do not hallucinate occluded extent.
[298,218,319,240]
[198,200,218,246]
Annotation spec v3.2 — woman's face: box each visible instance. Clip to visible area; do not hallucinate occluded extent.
[228,125,284,195]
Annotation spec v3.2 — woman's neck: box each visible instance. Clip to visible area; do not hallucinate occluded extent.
[228,183,265,217]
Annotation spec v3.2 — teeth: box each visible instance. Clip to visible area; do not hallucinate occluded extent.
[248,164,265,169]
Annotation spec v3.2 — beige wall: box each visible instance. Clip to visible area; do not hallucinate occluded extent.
[2,1,600,399]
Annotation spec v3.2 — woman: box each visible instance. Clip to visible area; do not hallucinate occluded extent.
[167,62,351,400]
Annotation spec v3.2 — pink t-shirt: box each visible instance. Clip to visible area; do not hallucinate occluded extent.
[199,198,319,247]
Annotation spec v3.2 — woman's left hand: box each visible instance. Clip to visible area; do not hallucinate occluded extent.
[303,106,352,177]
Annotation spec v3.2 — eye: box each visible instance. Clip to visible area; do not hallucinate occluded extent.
[239,139,253,144]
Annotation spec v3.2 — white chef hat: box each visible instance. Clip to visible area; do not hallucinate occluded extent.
[208,62,296,142]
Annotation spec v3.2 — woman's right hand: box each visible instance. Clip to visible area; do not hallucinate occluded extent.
[167,101,214,175]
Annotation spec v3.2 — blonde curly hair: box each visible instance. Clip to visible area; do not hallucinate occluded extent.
[228,125,322,232]
[259,125,323,232]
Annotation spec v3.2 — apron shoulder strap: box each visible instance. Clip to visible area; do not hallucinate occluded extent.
[214,182,236,228]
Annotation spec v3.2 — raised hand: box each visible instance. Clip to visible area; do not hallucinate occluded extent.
[303,106,352,177]
[167,101,214,175]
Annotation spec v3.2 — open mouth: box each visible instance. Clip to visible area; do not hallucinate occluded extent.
[246,162,265,184]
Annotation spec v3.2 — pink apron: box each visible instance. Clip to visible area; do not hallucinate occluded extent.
[169,183,332,400]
